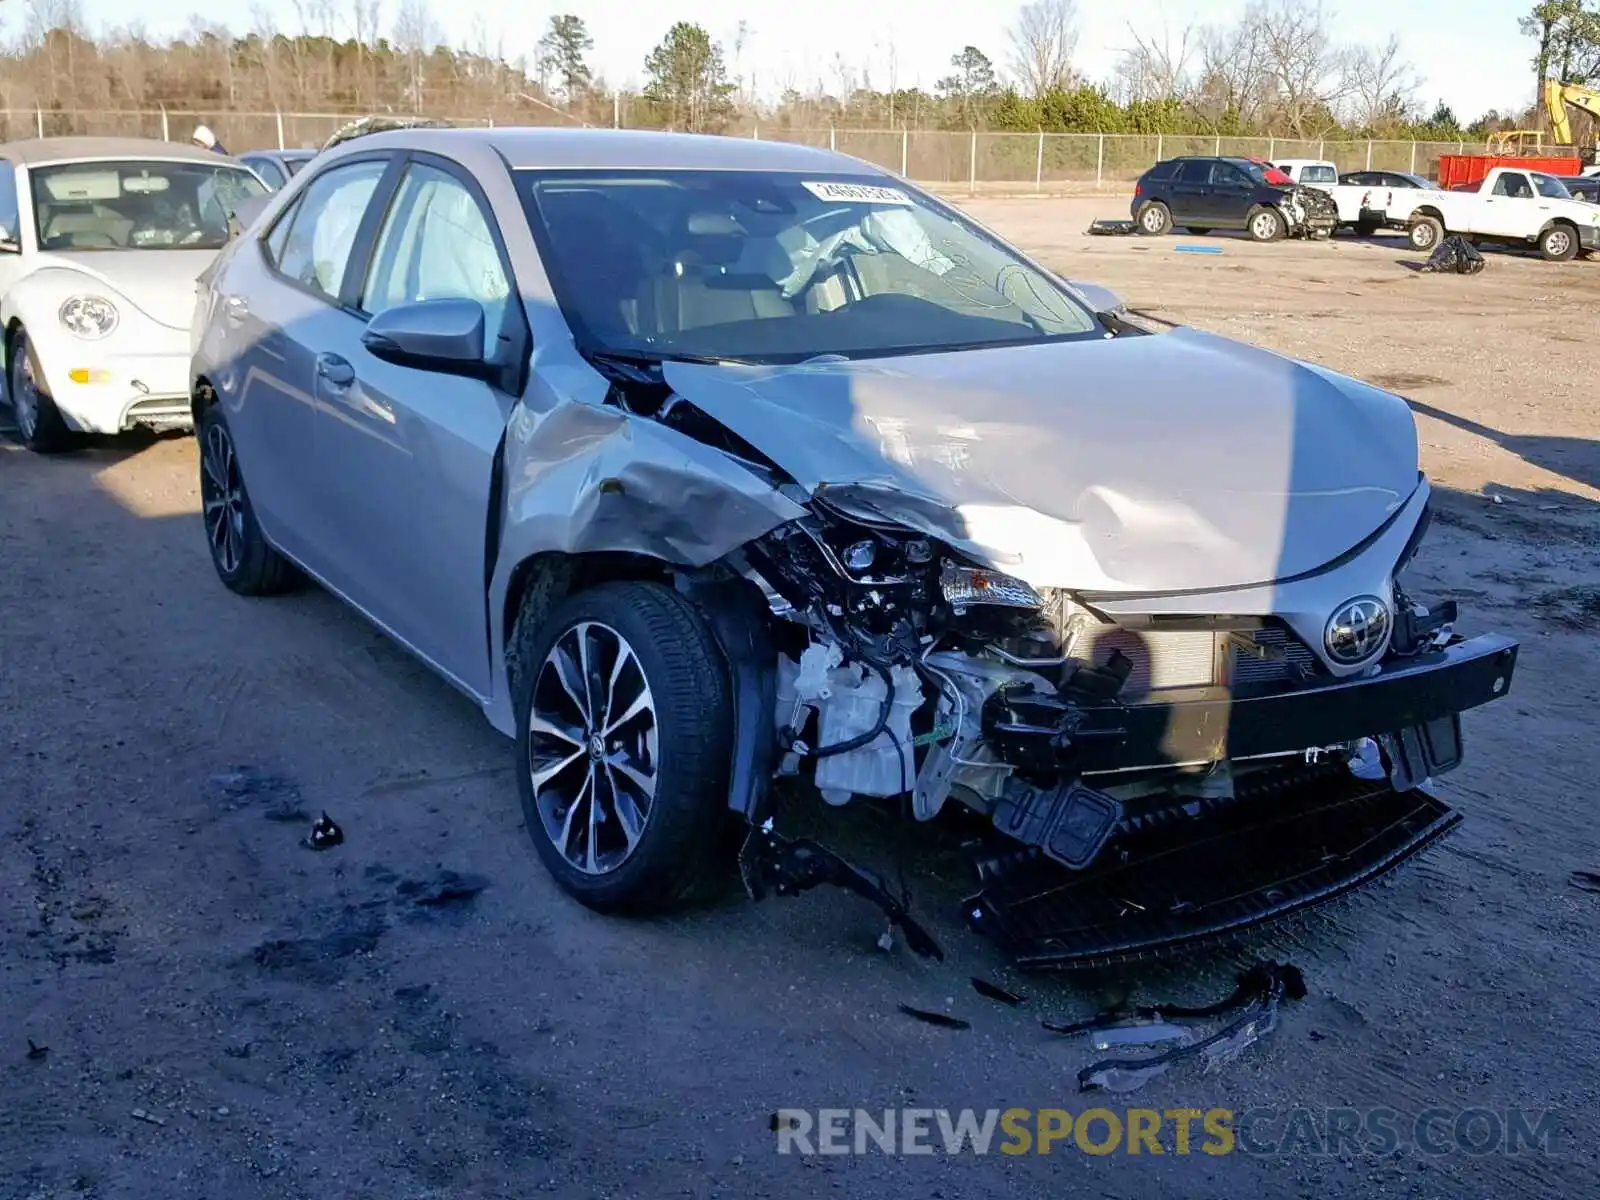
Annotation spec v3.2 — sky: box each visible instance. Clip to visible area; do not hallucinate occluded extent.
[65,0,1536,120]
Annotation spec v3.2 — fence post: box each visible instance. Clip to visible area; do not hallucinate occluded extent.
[1156,133,1163,161]
[969,130,977,196]
[752,123,759,139]
[160,106,170,142]
[1268,136,1275,160]
[1035,131,1043,193]
[613,94,620,129]
[1214,134,1221,155]
[275,110,284,150]
[1366,140,1372,169]
[35,107,43,138]
[900,128,908,177]
[1317,139,1324,159]
[487,116,494,128]
[1457,140,1464,154]
[1409,142,1417,174]
[829,125,836,152]
[1096,133,1104,189]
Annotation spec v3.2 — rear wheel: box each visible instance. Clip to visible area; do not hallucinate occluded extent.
[197,404,300,595]
[6,328,73,454]
[1538,224,1578,262]
[1247,207,1285,242]
[1408,216,1443,252]
[514,581,732,913]
[1136,201,1172,235]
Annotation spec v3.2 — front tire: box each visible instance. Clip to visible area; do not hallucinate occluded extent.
[1539,224,1579,262]
[1136,201,1172,236]
[1247,207,1286,242]
[197,404,299,595]
[7,328,73,454]
[514,581,732,913]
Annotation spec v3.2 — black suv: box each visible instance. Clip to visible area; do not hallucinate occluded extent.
[1132,156,1312,241]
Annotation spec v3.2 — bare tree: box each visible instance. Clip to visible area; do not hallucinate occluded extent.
[392,0,441,110]
[1342,34,1420,131]
[1007,0,1079,96]
[1194,16,1272,125]
[1114,17,1194,103]
[1253,0,1351,136]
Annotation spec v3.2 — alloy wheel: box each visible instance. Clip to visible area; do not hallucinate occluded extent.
[1546,230,1572,257]
[201,422,246,574]
[528,620,659,876]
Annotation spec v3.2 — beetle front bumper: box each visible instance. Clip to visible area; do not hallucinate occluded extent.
[40,347,192,435]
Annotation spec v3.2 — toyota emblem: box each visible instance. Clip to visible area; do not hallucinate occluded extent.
[1324,596,1391,665]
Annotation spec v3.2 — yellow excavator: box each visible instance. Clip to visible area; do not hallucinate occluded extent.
[1542,79,1600,166]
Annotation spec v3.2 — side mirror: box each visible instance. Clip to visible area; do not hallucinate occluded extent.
[1063,278,1126,316]
[362,298,487,376]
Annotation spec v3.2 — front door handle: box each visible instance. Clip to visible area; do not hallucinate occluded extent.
[315,353,355,390]
[222,295,248,324]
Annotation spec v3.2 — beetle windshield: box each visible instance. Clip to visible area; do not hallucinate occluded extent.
[518,169,1100,363]
[30,159,267,251]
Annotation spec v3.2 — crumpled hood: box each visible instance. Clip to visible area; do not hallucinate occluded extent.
[661,327,1420,594]
[30,250,218,330]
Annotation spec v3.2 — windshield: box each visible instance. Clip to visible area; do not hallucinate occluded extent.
[518,169,1099,363]
[29,159,267,251]
[1531,172,1573,200]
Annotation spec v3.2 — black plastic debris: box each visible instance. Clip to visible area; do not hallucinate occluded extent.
[25,1039,48,1061]
[898,1004,971,1030]
[1569,870,1600,894]
[1087,219,1138,236]
[1061,961,1307,1093]
[739,820,944,961]
[306,812,344,851]
[971,977,1026,1006]
[1420,235,1486,275]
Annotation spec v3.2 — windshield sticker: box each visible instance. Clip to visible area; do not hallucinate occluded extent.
[802,181,915,206]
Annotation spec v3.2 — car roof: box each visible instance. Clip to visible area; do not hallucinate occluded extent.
[318,126,884,174]
[0,136,231,165]
[245,148,316,160]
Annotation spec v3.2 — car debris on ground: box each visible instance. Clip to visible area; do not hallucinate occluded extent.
[1043,961,1307,1093]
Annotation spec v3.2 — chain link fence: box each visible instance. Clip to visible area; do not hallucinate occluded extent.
[0,108,1480,193]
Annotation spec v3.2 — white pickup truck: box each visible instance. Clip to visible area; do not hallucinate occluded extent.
[1405,166,1600,260]
[1272,159,1439,239]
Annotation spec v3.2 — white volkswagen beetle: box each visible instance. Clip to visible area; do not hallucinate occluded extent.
[0,136,266,452]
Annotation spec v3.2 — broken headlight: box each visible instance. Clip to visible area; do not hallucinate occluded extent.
[939,562,1044,614]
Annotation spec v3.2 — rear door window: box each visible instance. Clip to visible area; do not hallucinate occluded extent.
[1176,160,1214,185]
[272,159,388,301]
[0,160,17,243]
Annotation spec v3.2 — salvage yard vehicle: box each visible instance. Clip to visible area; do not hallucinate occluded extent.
[191,128,1519,968]
[237,149,316,191]
[1132,156,1337,241]
[0,136,267,452]
[1407,166,1600,260]
[1291,167,1443,239]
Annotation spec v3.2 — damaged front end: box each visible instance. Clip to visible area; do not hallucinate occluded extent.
[1283,186,1339,239]
[716,486,1517,970]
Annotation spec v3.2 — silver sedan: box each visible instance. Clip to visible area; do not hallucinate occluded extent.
[189,127,1517,967]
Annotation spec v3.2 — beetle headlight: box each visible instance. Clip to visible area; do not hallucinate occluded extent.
[59,295,119,339]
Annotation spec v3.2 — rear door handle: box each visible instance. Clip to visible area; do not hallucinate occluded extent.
[315,353,355,390]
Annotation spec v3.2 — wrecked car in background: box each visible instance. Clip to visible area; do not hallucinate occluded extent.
[1131,155,1338,241]
[190,128,1518,969]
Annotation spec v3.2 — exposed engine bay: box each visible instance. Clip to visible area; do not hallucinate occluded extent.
[1282,185,1340,238]
[572,334,1519,970]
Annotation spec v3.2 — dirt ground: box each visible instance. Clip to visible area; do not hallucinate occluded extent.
[3,199,1598,1200]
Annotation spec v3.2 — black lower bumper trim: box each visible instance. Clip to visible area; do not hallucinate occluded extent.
[1060,634,1517,774]
[969,768,1461,971]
